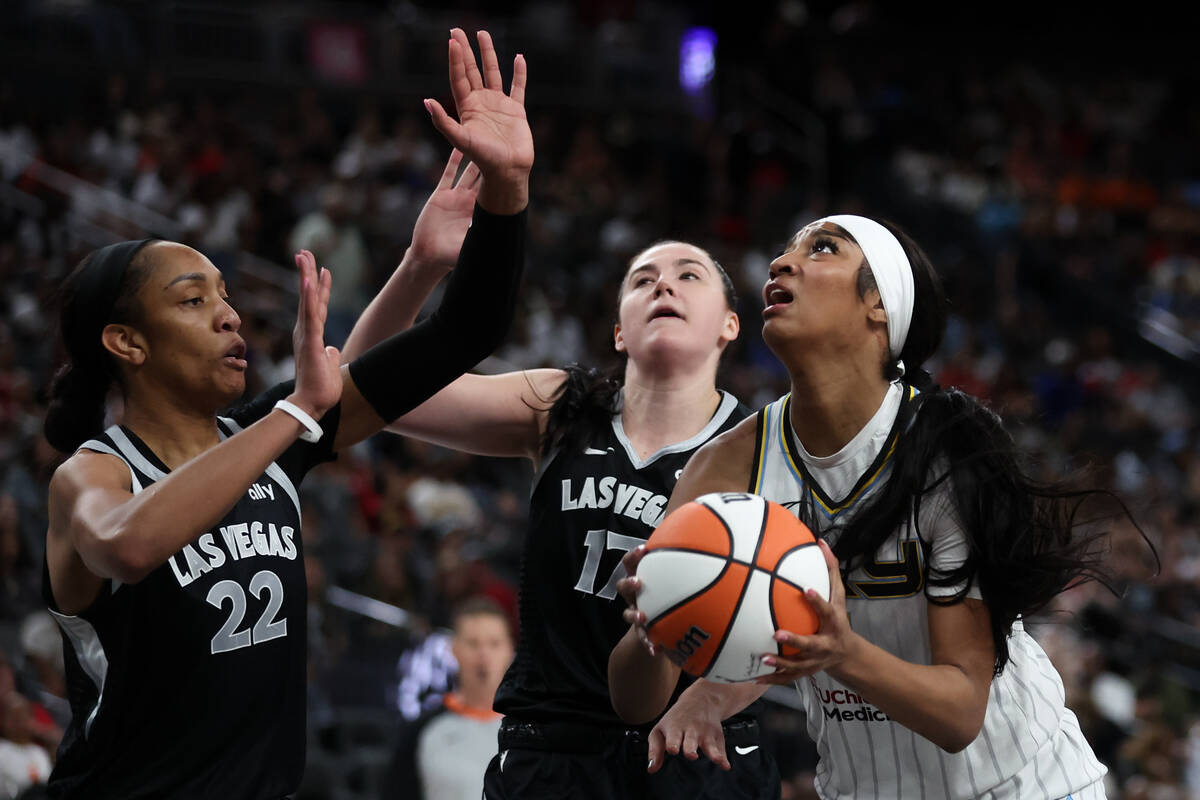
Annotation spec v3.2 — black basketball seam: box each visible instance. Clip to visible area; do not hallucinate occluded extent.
[643,556,734,630]
[643,503,737,632]
[700,498,769,679]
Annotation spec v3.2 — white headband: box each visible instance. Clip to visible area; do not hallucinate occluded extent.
[815,214,915,373]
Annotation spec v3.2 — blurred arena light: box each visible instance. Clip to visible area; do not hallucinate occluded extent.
[679,27,717,94]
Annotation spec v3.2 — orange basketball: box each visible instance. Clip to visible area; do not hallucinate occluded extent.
[636,492,830,682]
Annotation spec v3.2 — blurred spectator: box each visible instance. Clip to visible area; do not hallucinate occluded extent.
[381,597,513,800]
[288,181,370,346]
[0,692,52,799]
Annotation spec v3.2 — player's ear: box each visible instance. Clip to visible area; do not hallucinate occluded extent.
[614,323,626,354]
[102,323,149,367]
[721,311,739,345]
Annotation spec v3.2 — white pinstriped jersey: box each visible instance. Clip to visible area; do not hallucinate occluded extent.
[749,383,1107,800]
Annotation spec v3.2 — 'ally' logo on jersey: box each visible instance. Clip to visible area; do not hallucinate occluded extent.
[247,483,275,501]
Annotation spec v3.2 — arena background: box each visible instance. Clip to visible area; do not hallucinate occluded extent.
[1,1,1198,797]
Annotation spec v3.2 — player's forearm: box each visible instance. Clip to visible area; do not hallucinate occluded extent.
[80,410,310,582]
[341,249,448,363]
[826,634,988,753]
[608,627,679,724]
[686,679,768,720]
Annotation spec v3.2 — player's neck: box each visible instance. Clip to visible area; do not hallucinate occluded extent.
[117,388,223,469]
[620,361,721,459]
[786,359,891,458]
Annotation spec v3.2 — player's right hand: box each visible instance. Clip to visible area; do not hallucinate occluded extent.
[617,545,658,657]
[289,249,342,420]
[407,148,481,273]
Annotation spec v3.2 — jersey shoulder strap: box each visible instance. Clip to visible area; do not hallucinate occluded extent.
[77,425,164,495]
[748,394,789,494]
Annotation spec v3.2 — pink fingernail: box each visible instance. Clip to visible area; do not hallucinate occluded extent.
[763,656,776,666]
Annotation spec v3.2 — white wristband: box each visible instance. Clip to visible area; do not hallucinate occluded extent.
[274,400,323,443]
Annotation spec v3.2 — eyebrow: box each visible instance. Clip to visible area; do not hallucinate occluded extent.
[628,257,712,280]
[165,272,224,289]
[788,226,854,251]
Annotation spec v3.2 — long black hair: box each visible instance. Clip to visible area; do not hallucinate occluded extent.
[806,221,1147,675]
[43,239,159,453]
[540,241,737,458]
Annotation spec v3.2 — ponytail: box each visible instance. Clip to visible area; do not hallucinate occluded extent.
[44,362,114,453]
[541,363,624,458]
[43,239,158,453]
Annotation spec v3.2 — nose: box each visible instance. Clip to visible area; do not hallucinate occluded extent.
[768,257,795,280]
[217,299,241,333]
[653,275,676,297]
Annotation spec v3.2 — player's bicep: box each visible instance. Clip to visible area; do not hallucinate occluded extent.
[47,453,136,608]
[927,598,995,709]
[665,416,759,515]
[383,369,565,459]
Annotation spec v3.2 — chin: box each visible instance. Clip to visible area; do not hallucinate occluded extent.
[215,374,247,404]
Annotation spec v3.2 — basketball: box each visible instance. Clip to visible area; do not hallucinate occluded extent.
[636,492,830,683]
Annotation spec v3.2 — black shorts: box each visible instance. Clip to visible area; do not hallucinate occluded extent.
[482,718,780,800]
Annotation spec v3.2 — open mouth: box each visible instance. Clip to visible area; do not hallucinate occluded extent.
[763,283,794,316]
[648,307,685,322]
[222,340,248,370]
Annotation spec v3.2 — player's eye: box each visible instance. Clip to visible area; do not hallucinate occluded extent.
[810,237,839,255]
[184,297,204,307]
[680,271,699,280]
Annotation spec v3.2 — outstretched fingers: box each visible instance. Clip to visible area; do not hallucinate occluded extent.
[437,148,464,190]
[457,159,482,189]
[425,98,467,151]
[476,30,503,91]
[450,28,483,91]
[510,53,527,105]
[446,38,473,112]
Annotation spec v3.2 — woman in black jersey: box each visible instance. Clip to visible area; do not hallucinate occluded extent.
[40,29,531,800]
[343,37,779,799]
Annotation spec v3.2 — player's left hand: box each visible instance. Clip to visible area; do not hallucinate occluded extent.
[647,681,731,773]
[756,539,859,684]
[425,29,532,214]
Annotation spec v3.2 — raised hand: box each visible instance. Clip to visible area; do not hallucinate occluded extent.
[289,250,343,419]
[408,148,482,272]
[425,29,532,214]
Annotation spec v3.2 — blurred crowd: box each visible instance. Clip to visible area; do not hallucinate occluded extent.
[2,2,1200,798]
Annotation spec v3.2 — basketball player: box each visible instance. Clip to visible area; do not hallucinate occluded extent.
[610,215,1127,798]
[341,39,779,788]
[39,29,531,799]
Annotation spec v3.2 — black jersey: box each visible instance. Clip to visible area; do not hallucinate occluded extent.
[44,386,340,800]
[495,391,748,726]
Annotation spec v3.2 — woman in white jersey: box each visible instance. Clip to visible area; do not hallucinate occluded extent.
[610,215,1134,799]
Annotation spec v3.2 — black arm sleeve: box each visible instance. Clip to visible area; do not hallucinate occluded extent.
[348,204,526,423]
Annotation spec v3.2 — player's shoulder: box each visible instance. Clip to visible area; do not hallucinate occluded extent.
[49,447,131,502]
[681,414,760,490]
